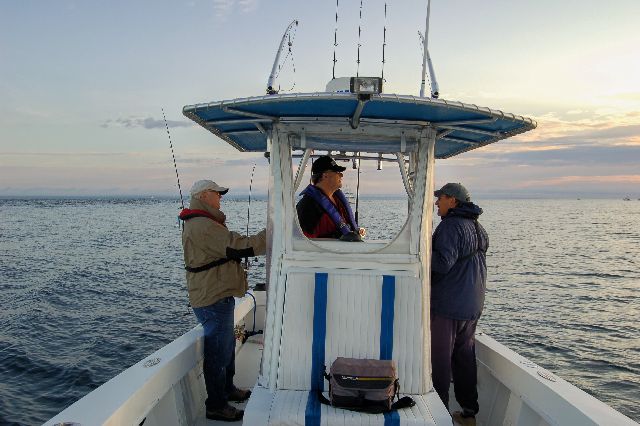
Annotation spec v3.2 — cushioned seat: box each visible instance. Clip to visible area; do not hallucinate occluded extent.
[277,269,425,394]
[253,387,442,426]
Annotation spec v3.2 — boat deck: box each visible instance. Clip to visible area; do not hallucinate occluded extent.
[201,335,450,426]
[200,336,262,425]
[44,296,638,426]
[254,388,445,426]
[200,330,639,426]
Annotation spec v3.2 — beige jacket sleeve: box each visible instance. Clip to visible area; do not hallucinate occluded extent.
[195,224,266,261]
[226,228,267,256]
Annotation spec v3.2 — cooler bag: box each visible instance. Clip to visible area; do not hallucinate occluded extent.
[319,357,414,414]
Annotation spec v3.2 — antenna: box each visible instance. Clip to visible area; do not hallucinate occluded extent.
[267,20,298,95]
[162,108,184,210]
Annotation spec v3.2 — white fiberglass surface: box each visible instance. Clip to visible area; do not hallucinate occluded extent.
[266,390,439,426]
[277,270,424,394]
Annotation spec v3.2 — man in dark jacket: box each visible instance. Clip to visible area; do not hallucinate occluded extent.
[430,183,488,426]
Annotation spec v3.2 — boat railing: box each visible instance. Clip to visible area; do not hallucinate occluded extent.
[45,293,258,426]
[473,332,637,425]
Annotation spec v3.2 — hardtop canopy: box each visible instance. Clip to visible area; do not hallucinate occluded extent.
[183,92,536,158]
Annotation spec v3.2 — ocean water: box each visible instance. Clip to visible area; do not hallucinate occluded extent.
[0,197,639,424]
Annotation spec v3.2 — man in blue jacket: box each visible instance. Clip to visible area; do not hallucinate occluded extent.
[430,183,488,426]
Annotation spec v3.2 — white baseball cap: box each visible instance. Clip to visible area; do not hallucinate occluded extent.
[189,179,229,196]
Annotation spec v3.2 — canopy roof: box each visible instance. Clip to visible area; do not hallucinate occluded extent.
[183,92,536,158]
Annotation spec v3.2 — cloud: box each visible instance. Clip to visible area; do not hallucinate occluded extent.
[579,124,640,141]
[446,118,640,174]
[213,0,259,19]
[147,152,265,168]
[514,174,640,188]
[213,0,234,17]
[13,107,52,119]
[101,117,193,129]
[173,157,226,166]
[238,0,259,12]
[605,92,640,102]
[485,144,640,166]
[224,157,266,166]
[1,151,130,158]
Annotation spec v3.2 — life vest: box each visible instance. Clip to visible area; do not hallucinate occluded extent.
[299,185,358,236]
[179,208,235,273]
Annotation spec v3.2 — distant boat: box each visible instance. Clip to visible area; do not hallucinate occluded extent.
[623,197,631,201]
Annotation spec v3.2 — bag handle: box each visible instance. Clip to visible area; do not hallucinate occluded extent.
[317,390,416,414]
[318,390,332,406]
[391,396,416,410]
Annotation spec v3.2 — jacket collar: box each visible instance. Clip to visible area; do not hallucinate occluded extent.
[444,201,483,220]
[189,197,227,225]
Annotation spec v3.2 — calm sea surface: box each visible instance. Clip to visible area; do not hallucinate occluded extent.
[1,198,639,424]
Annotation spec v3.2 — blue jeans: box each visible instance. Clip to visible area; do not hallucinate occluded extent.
[430,314,480,415]
[193,297,236,409]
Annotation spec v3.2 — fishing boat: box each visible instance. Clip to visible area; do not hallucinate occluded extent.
[46,5,637,426]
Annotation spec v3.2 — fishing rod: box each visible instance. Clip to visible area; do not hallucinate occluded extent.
[267,20,298,95]
[162,108,185,210]
[162,108,192,317]
[246,163,256,237]
[419,0,439,98]
[418,31,439,98]
[244,163,256,269]
[355,153,361,224]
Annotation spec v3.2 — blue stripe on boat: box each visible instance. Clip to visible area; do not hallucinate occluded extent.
[305,391,321,426]
[382,276,400,425]
[380,275,396,360]
[384,410,401,426]
[305,272,328,426]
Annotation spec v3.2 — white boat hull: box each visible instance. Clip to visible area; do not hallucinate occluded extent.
[46,292,636,426]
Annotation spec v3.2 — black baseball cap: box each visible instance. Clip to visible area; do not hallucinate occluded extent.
[311,155,347,174]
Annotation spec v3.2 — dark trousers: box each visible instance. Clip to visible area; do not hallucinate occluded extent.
[193,297,236,409]
[430,313,480,415]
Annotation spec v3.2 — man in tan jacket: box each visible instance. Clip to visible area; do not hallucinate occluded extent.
[180,179,266,422]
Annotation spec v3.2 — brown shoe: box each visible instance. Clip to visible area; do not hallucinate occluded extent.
[452,411,476,426]
[228,387,252,402]
[206,404,244,422]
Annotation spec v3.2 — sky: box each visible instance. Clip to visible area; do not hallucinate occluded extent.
[1,0,639,198]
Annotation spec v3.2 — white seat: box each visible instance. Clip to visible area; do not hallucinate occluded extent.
[277,269,425,394]
[246,386,444,426]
